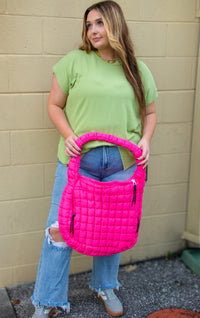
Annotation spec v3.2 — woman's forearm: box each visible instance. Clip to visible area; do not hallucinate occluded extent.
[47,103,73,139]
[142,101,157,144]
[142,113,157,145]
[137,101,156,167]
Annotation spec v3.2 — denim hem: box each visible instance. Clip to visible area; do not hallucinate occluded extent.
[31,296,70,312]
[89,281,120,295]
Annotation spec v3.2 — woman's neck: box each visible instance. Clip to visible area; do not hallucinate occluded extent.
[98,48,117,61]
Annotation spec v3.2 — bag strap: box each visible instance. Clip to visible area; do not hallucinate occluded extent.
[68,132,145,180]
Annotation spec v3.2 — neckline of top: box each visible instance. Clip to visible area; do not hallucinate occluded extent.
[93,51,120,65]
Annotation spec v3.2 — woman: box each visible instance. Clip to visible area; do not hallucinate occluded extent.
[31,1,157,317]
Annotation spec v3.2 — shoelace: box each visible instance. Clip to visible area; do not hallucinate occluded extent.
[35,305,51,314]
[100,289,116,300]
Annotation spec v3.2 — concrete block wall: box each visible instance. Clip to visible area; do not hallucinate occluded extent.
[0,0,199,287]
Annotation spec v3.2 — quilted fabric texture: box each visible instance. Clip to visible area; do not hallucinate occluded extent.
[58,133,146,256]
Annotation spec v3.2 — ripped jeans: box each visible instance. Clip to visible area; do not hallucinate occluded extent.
[31,146,136,311]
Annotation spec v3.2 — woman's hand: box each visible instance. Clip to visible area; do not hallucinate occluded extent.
[65,133,81,157]
[137,137,150,168]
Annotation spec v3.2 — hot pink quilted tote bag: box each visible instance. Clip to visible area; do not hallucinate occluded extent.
[58,132,146,256]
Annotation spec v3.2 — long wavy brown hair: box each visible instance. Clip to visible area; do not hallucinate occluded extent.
[80,0,146,129]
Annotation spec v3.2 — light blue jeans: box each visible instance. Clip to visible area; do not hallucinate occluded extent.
[31,146,136,311]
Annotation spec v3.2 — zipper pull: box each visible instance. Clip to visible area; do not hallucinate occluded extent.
[131,179,137,206]
[136,216,140,233]
[70,213,76,235]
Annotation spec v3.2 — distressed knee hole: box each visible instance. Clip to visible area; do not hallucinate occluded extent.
[49,227,65,243]
[46,221,68,248]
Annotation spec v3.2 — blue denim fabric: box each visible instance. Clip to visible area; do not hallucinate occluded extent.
[31,146,136,309]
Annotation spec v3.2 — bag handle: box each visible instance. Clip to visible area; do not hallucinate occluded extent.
[68,132,145,180]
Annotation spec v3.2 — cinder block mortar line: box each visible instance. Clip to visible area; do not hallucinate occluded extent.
[1,123,193,131]
[0,90,189,95]
[42,93,46,128]
[8,130,11,165]
[0,229,44,239]
[0,52,198,58]
[156,89,196,93]
[0,89,195,94]
[139,56,198,60]
[158,89,195,93]
[156,121,193,125]
[0,13,83,20]
[150,152,190,157]
[142,211,186,220]
[0,92,46,95]
[41,18,44,54]
[0,12,198,23]
[124,19,199,24]
[0,91,50,95]
[133,241,185,251]
[147,181,190,187]
[0,263,38,272]
[128,21,199,25]
[156,122,193,126]
[0,153,189,162]
[0,196,51,204]
[0,163,11,167]
[43,164,46,200]
[143,211,187,218]
[0,13,43,19]
[0,161,52,168]
[0,54,197,58]
[9,128,57,132]
[0,89,196,94]
[0,194,46,203]
[144,182,188,189]
[138,55,197,58]
[3,161,57,167]
[0,128,55,132]
[0,52,197,58]
[0,53,64,56]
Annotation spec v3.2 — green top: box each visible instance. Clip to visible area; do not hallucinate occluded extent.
[53,49,158,169]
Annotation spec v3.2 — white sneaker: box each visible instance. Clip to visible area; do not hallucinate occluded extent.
[32,305,55,318]
[98,289,123,317]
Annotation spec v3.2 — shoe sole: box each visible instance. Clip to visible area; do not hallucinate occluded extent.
[98,295,124,317]
[48,308,56,318]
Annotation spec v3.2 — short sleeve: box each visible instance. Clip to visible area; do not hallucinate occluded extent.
[137,60,158,106]
[53,52,75,95]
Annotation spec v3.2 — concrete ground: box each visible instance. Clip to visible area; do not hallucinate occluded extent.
[2,255,200,318]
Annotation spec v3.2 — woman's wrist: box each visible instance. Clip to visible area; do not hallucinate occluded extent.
[140,134,151,146]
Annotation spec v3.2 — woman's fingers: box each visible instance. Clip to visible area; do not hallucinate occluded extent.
[65,134,81,157]
[138,153,149,168]
[65,147,79,157]
[137,140,150,168]
[66,140,79,154]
